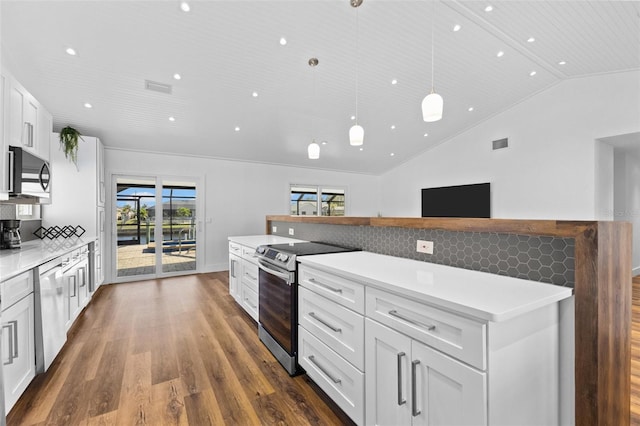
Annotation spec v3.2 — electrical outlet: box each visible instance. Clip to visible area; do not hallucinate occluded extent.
[417,240,434,254]
[288,228,294,236]
[272,226,277,233]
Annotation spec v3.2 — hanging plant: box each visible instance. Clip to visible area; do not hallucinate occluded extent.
[59,126,84,165]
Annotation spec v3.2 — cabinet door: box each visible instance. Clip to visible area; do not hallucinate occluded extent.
[411,340,487,426]
[97,139,105,206]
[365,318,412,426]
[65,267,80,330]
[2,293,36,413]
[37,106,51,162]
[228,253,241,302]
[0,74,8,200]
[77,260,89,308]
[8,79,38,154]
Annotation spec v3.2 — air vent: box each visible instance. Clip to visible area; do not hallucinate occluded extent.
[145,80,172,94]
[492,138,508,150]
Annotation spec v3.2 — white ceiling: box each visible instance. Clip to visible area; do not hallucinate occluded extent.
[1,0,639,174]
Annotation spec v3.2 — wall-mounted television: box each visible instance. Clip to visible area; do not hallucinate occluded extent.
[421,183,491,218]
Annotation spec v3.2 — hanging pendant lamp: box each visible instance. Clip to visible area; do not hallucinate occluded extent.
[308,140,320,159]
[349,0,364,146]
[422,1,443,122]
[308,58,320,159]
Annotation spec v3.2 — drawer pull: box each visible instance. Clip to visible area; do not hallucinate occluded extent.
[412,359,422,416]
[245,273,257,281]
[308,278,343,294]
[389,310,436,331]
[244,298,257,310]
[397,352,406,406]
[309,312,342,333]
[308,355,341,384]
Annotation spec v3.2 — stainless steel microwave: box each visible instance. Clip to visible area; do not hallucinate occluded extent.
[8,146,51,200]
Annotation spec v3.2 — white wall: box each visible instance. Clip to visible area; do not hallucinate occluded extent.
[379,71,640,220]
[104,149,380,277]
[594,141,614,220]
[614,150,640,273]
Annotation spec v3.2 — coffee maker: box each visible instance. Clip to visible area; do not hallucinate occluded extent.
[0,220,22,249]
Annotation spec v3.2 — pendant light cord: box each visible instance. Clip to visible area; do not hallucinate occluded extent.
[431,0,435,93]
[355,7,359,125]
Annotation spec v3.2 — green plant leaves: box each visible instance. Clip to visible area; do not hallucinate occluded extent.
[59,126,84,165]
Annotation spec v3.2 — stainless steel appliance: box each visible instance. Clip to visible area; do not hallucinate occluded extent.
[0,220,22,249]
[8,146,51,200]
[255,242,358,375]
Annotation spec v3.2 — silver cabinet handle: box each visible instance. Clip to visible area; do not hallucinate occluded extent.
[69,275,77,297]
[309,312,342,333]
[230,259,237,278]
[78,266,87,287]
[412,359,421,416]
[3,322,15,365]
[244,297,257,310]
[389,310,436,331]
[308,355,341,384]
[308,278,343,293]
[7,151,14,192]
[397,352,406,405]
[11,320,18,360]
[245,272,257,281]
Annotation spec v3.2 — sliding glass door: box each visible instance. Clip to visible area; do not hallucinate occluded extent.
[114,175,199,280]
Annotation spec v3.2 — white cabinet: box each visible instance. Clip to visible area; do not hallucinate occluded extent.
[228,242,242,302]
[228,241,261,321]
[43,136,106,290]
[64,250,90,331]
[0,73,8,200]
[1,271,36,413]
[298,264,365,425]
[366,318,486,426]
[8,77,38,154]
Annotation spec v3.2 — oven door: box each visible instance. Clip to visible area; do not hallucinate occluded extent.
[257,258,295,354]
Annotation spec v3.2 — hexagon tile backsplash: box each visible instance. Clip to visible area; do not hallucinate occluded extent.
[272,221,575,288]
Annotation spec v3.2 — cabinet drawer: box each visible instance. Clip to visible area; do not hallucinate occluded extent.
[240,283,259,321]
[299,265,365,314]
[366,287,487,370]
[298,327,364,425]
[1,270,33,311]
[241,260,258,290]
[241,245,258,264]
[299,287,364,370]
[228,241,242,256]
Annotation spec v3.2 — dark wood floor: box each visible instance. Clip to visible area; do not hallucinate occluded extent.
[7,272,351,425]
[631,275,640,424]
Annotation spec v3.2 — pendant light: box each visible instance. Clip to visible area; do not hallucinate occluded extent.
[422,0,444,122]
[308,57,320,159]
[349,0,364,146]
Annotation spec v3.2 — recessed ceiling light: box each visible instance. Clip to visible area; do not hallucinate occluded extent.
[497,50,504,57]
[390,153,395,156]
[558,61,567,65]
[234,126,240,132]
[252,91,258,97]
[180,2,190,12]
[390,125,396,130]
[484,5,493,12]
[391,79,398,85]
[350,115,356,120]
[423,133,429,137]
[359,148,364,151]
[453,24,461,32]
[321,141,328,145]
[529,70,537,76]
[168,116,176,122]
[66,47,76,56]
[83,103,92,109]
[279,37,287,46]
[527,37,535,43]
[173,73,181,80]
[468,107,474,112]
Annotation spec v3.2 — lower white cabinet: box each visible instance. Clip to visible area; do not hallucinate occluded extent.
[228,251,241,303]
[2,292,35,414]
[65,252,90,331]
[366,318,486,426]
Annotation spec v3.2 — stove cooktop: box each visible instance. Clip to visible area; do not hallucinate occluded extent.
[256,241,358,271]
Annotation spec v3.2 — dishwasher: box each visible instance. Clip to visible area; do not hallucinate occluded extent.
[34,256,69,373]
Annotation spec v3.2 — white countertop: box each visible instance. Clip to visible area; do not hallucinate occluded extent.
[0,238,96,282]
[298,251,573,322]
[228,234,306,249]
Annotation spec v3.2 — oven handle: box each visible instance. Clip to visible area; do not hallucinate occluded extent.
[257,258,292,283]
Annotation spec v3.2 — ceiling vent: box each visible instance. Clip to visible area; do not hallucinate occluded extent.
[492,137,508,150]
[145,80,172,94]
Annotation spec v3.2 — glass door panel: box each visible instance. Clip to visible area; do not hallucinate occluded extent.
[161,181,197,274]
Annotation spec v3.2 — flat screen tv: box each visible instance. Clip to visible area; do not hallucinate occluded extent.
[421,183,491,218]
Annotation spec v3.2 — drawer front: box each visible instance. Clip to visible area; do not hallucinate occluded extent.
[299,287,364,370]
[240,283,259,321]
[228,241,242,256]
[299,265,365,314]
[1,270,34,311]
[241,260,259,291]
[366,287,487,370]
[298,327,364,425]
[241,245,259,264]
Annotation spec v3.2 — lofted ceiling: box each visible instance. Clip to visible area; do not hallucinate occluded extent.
[1,0,639,174]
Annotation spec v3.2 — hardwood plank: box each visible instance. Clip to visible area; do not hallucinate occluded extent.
[150,323,180,385]
[115,351,153,426]
[87,338,129,417]
[149,380,188,426]
[183,389,225,426]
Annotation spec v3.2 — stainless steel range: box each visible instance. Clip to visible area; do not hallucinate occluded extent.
[255,242,358,375]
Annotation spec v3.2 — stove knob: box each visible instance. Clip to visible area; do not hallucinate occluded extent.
[280,254,289,262]
[256,246,265,254]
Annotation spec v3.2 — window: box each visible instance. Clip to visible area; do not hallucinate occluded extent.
[290,185,345,216]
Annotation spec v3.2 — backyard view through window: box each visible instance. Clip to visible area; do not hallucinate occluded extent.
[116,178,197,277]
[290,185,345,216]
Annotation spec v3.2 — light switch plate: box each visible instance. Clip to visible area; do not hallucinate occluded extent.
[272,226,277,233]
[417,240,434,254]
[288,228,294,235]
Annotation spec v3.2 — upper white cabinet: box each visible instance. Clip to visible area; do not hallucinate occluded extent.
[0,74,8,200]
